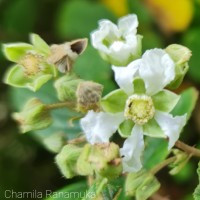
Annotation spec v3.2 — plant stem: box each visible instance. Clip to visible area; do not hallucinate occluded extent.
[175,140,200,157]
[67,136,86,144]
[46,101,75,110]
[150,156,176,175]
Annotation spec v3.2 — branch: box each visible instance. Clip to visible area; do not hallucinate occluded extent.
[175,140,200,157]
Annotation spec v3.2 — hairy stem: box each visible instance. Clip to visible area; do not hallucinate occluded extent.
[46,101,75,110]
[150,156,176,175]
[175,140,200,157]
[67,136,86,144]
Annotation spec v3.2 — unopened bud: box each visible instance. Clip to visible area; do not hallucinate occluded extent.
[125,170,160,199]
[77,144,93,176]
[76,81,103,113]
[54,73,83,101]
[89,143,122,179]
[166,44,192,89]
[43,133,66,153]
[55,144,82,178]
[169,149,190,175]
[12,98,52,133]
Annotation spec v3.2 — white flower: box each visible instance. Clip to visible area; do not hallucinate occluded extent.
[91,14,142,66]
[80,49,187,173]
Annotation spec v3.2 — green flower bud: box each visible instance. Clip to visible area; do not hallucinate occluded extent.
[89,143,122,180]
[12,98,52,133]
[125,170,160,199]
[76,81,103,113]
[54,73,83,101]
[77,144,93,176]
[55,144,82,179]
[43,133,66,153]
[169,149,190,175]
[166,44,192,89]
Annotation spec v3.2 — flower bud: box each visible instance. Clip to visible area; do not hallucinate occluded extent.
[76,81,103,113]
[43,132,66,153]
[76,144,93,176]
[89,143,122,179]
[125,170,160,199]
[166,44,192,89]
[12,98,52,133]
[54,73,83,101]
[55,144,82,178]
[169,149,190,175]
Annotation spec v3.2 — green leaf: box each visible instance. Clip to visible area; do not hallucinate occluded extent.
[101,89,128,113]
[182,28,200,83]
[143,137,169,169]
[193,161,200,200]
[55,0,116,38]
[3,43,33,62]
[118,120,134,138]
[45,181,87,200]
[171,87,198,121]
[143,118,165,138]
[2,0,37,34]
[152,89,180,112]
[30,33,51,55]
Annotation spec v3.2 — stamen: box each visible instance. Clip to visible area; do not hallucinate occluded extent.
[124,94,155,125]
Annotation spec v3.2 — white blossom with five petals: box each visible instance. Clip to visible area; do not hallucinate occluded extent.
[91,14,142,66]
[80,49,187,173]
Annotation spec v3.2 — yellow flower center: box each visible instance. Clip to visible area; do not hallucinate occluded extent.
[124,94,155,125]
[20,53,43,76]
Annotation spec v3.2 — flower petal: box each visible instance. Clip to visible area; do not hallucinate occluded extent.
[91,19,120,53]
[80,110,124,144]
[139,49,175,95]
[112,59,140,94]
[154,111,187,149]
[120,125,144,173]
[118,14,138,36]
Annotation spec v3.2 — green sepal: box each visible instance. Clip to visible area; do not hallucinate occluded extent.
[30,33,51,55]
[143,118,166,138]
[55,144,82,179]
[43,133,66,153]
[76,144,93,176]
[4,65,53,91]
[12,98,52,133]
[125,170,160,199]
[101,89,128,113]
[152,89,180,112]
[133,77,146,94]
[118,120,134,138]
[54,73,83,101]
[3,43,34,62]
[42,62,57,77]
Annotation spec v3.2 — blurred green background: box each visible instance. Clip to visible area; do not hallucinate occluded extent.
[1,0,200,199]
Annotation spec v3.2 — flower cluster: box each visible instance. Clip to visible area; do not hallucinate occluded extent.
[80,14,191,173]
